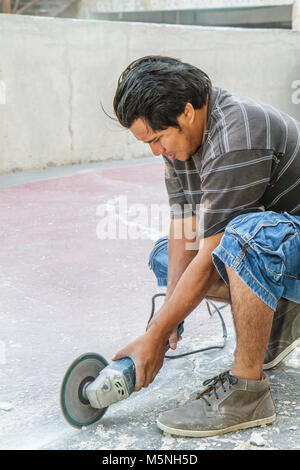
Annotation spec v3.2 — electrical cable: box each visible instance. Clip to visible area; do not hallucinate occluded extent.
[147,293,228,359]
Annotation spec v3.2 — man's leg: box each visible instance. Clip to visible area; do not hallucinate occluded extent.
[205,278,230,303]
[226,267,274,380]
[157,266,277,439]
[205,276,300,371]
[156,212,284,437]
[150,229,300,371]
[263,299,300,369]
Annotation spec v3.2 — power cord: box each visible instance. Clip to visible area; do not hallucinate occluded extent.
[148,293,228,359]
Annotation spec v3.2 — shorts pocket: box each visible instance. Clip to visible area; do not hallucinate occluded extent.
[230,212,298,280]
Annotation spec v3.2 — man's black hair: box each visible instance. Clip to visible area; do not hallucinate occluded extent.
[113,55,212,132]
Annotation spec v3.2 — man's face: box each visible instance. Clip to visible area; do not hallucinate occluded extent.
[129,104,206,162]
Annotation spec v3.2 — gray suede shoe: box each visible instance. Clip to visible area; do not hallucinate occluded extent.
[157,371,276,437]
[263,300,300,370]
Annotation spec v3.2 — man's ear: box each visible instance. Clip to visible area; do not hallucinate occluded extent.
[184,102,196,124]
[177,103,195,130]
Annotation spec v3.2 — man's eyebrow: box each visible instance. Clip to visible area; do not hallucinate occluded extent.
[144,136,160,144]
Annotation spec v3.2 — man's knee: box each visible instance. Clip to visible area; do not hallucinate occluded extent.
[211,212,277,290]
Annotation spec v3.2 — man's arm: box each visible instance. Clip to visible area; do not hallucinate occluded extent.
[113,229,224,391]
[165,216,198,300]
[148,231,223,341]
[157,216,198,348]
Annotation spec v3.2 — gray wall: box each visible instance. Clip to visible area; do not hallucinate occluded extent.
[75,0,294,15]
[0,13,299,173]
[89,5,293,29]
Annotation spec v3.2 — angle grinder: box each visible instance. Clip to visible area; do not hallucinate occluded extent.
[60,323,184,428]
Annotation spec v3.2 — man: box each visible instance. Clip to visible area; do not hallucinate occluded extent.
[111,55,300,437]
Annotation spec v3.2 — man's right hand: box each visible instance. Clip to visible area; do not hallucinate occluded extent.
[111,329,167,392]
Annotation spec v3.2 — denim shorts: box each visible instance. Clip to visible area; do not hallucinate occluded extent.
[149,211,300,311]
[212,211,300,311]
[148,236,168,287]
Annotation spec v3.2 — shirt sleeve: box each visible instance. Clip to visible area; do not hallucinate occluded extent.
[163,156,195,219]
[198,149,274,239]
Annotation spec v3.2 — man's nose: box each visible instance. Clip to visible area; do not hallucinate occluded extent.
[149,142,165,156]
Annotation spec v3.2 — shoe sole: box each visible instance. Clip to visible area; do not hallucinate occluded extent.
[156,414,276,438]
[263,337,300,370]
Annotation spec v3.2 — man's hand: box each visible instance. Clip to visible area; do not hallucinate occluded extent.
[111,330,166,392]
[147,311,182,350]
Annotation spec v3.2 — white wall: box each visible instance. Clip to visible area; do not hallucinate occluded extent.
[0,13,299,173]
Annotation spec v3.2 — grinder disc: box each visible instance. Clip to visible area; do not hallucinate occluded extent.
[60,352,109,428]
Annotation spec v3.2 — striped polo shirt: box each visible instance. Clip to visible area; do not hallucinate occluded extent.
[163,86,300,239]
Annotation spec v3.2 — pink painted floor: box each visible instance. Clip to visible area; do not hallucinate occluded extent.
[0,158,298,450]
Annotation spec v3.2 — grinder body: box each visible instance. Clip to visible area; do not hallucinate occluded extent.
[86,357,136,409]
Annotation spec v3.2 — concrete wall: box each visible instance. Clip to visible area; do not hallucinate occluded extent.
[61,1,300,31]
[0,13,299,173]
[87,5,293,29]
[76,0,294,15]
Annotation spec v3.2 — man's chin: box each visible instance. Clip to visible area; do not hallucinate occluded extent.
[176,154,192,162]
[165,150,193,162]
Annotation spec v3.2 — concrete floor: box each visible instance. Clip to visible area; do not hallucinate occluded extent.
[0,157,299,451]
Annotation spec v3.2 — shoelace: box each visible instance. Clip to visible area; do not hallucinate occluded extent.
[195,371,239,406]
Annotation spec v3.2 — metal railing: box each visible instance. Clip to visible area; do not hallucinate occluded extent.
[1,0,77,16]
[1,0,40,14]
